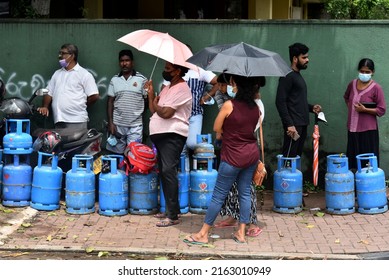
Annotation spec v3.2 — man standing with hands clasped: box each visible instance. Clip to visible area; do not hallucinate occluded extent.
[276,42,322,159]
[106,49,148,154]
[38,43,99,130]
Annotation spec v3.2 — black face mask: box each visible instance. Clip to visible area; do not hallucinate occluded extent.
[162,70,174,81]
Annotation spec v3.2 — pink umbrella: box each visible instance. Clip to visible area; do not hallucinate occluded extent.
[117,29,198,80]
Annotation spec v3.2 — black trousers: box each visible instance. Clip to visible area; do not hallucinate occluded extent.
[347,130,379,170]
[282,125,307,157]
[150,132,187,220]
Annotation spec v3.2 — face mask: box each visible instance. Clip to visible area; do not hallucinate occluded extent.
[203,96,215,105]
[107,134,118,146]
[59,57,70,68]
[358,73,372,83]
[226,85,236,98]
[162,71,174,82]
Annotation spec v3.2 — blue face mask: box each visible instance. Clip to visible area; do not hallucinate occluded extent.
[358,73,372,83]
[107,134,118,146]
[226,85,236,98]
[203,96,215,105]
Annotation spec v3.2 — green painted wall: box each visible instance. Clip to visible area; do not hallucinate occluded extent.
[1,19,389,186]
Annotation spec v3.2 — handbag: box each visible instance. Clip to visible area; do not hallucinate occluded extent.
[253,117,267,186]
[121,142,157,175]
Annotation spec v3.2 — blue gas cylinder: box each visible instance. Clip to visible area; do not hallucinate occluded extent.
[129,171,158,215]
[160,154,189,214]
[325,154,355,215]
[189,157,217,214]
[2,154,32,207]
[194,134,214,158]
[355,153,388,214]
[3,119,33,154]
[65,155,95,214]
[31,152,63,211]
[98,155,128,216]
[273,155,303,214]
[326,154,350,173]
[0,149,3,201]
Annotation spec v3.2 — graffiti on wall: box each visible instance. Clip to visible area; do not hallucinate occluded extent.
[0,67,108,100]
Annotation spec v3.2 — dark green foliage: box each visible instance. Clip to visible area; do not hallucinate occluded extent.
[322,0,389,19]
[10,0,44,18]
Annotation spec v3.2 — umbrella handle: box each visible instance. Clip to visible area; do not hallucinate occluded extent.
[149,57,159,81]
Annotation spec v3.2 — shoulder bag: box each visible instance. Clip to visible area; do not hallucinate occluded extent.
[253,118,267,186]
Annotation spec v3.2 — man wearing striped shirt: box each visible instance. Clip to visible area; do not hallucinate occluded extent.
[106,50,148,154]
[185,67,218,150]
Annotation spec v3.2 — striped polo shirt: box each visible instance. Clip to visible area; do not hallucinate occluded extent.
[108,71,147,127]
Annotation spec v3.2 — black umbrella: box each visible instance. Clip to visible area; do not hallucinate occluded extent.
[187,42,291,77]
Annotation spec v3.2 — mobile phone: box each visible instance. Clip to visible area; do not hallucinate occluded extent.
[292,132,300,141]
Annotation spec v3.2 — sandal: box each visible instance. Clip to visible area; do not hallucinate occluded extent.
[154,213,181,219]
[214,220,238,228]
[154,213,167,219]
[183,235,208,246]
[246,227,263,237]
[156,218,180,227]
[231,233,246,244]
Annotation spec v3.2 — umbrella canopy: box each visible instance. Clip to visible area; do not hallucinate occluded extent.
[187,42,291,77]
[117,29,197,79]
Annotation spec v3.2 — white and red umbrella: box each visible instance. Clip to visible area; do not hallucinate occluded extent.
[117,29,198,80]
[312,112,327,186]
[312,123,320,186]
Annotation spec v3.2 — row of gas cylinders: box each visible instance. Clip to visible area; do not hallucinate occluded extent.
[0,152,218,216]
[273,153,388,215]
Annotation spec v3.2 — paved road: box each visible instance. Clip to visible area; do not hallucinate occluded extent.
[1,190,389,260]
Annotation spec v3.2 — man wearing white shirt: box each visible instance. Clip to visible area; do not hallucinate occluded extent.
[38,44,99,130]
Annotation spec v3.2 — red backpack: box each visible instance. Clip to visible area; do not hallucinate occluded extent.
[122,142,157,175]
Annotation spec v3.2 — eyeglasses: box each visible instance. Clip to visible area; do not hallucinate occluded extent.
[58,51,71,55]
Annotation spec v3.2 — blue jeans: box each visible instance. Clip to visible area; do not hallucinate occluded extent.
[204,161,257,225]
[185,114,203,150]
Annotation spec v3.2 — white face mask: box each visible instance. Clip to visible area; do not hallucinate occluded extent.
[358,73,372,83]
[226,85,236,98]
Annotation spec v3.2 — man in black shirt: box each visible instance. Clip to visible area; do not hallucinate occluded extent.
[276,43,321,158]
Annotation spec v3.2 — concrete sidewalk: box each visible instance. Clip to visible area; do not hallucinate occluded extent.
[1,190,389,260]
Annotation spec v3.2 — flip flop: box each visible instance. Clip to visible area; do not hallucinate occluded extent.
[214,220,238,228]
[183,235,208,246]
[154,213,182,219]
[156,218,180,227]
[231,234,246,244]
[154,213,167,219]
[246,227,263,237]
